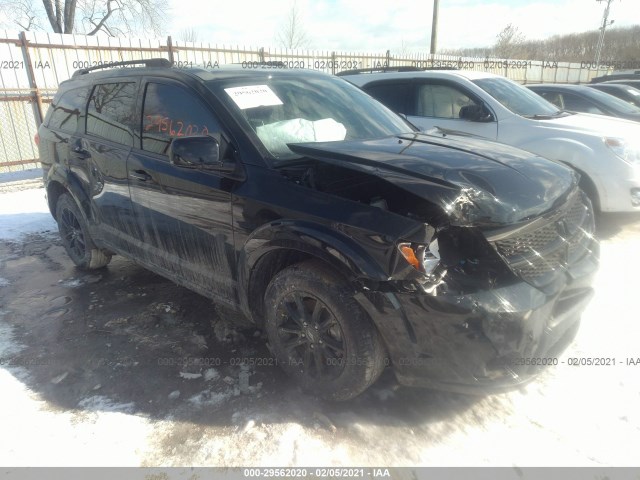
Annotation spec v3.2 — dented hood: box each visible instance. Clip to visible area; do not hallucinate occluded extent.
[288,133,577,226]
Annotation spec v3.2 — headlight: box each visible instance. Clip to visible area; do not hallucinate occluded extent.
[604,137,640,165]
[398,239,440,275]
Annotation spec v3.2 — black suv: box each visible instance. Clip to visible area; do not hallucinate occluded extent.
[38,59,598,400]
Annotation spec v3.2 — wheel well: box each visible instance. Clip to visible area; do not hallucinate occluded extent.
[46,181,67,219]
[248,249,312,325]
[574,167,600,212]
[248,249,357,326]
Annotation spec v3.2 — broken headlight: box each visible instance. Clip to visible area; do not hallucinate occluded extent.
[398,239,440,276]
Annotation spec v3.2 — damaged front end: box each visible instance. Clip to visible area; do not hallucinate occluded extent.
[284,136,599,394]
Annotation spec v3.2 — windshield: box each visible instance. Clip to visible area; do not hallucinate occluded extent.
[473,77,561,117]
[585,87,640,114]
[208,74,412,160]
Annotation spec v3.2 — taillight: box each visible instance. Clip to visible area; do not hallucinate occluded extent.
[34,132,40,146]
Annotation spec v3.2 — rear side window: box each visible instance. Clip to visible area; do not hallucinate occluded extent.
[48,87,89,134]
[86,82,136,146]
[364,82,409,113]
[141,83,221,156]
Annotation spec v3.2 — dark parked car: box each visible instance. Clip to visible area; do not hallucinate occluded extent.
[527,84,640,122]
[587,83,640,109]
[37,59,598,400]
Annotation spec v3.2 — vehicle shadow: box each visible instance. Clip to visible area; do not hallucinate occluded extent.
[595,211,640,240]
[0,234,483,438]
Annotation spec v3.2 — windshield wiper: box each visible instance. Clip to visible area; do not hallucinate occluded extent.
[526,110,574,120]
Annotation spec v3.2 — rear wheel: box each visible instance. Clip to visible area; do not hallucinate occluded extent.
[264,260,386,401]
[56,193,111,269]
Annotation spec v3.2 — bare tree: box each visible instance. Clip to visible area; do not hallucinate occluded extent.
[0,0,43,30]
[494,23,525,59]
[179,27,199,43]
[395,39,411,59]
[0,0,167,35]
[276,1,309,49]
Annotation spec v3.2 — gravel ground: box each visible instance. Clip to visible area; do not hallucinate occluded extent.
[0,185,639,467]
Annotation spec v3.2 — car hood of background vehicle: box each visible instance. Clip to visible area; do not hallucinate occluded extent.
[288,133,577,226]
[539,111,640,135]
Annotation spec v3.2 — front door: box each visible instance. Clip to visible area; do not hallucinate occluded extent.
[407,80,499,140]
[127,78,239,305]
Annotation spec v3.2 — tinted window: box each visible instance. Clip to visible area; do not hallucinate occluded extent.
[48,87,89,133]
[537,91,563,109]
[142,83,221,155]
[364,82,409,113]
[416,84,477,118]
[86,83,136,146]
[560,93,604,114]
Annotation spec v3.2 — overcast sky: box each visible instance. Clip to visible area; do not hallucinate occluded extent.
[168,0,639,53]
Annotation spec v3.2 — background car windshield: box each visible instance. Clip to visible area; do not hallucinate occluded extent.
[585,87,640,114]
[474,77,560,116]
[210,75,411,159]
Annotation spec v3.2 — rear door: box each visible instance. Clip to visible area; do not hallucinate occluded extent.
[82,79,143,251]
[127,78,238,304]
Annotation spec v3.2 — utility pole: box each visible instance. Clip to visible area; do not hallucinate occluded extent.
[430,0,439,55]
[594,0,615,69]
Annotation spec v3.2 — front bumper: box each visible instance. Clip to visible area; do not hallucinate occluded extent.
[355,249,598,395]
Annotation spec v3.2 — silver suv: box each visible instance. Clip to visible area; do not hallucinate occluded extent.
[342,69,640,212]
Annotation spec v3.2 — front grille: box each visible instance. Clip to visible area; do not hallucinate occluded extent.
[493,191,595,285]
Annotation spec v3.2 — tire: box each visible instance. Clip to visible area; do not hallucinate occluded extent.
[264,259,386,401]
[55,193,111,269]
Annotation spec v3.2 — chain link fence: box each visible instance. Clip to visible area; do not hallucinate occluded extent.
[0,30,613,172]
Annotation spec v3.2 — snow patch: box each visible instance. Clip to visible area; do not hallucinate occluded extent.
[77,395,136,414]
[0,277,10,287]
[0,188,57,240]
[0,321,24,359]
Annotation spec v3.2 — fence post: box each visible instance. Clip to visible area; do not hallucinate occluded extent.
[18,31,43,126]
[259,47,265,63]
[167,35,174,64]
[386,49,390,67]
[331,51,336,75]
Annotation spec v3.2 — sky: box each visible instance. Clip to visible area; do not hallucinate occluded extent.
[165,0,639,53]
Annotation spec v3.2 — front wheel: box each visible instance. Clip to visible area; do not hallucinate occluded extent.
[264,260,386,401]
[56,193,111,269]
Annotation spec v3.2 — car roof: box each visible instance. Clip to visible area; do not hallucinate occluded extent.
[587,83,634,91]
[59,63,329,88]
[526,84,592,91]
[341,69,502,86]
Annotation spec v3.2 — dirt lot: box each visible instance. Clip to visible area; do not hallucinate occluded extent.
[1,183,639,467]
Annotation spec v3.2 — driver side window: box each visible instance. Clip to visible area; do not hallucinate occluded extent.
[416,84,477,118]
[142,83,222,156]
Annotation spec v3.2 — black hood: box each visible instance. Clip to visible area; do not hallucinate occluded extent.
[288,133,577,227]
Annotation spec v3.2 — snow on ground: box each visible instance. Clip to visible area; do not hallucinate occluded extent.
[0,318,154,466]
[0,185,639,467]
[0,187,57,240]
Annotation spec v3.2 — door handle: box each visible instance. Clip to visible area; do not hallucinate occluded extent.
[130,170,153,182]
[72,146,91,159]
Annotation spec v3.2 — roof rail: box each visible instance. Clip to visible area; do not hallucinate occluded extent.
[72,58,172,77]
[336,66,424,76]
[336,65,458,76]
[590,72,640,83]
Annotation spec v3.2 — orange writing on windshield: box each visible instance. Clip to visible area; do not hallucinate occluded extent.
[144,115,210,137]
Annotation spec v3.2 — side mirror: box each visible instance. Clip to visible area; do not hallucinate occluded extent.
[169,135,236,173]
[459,104,494,122]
